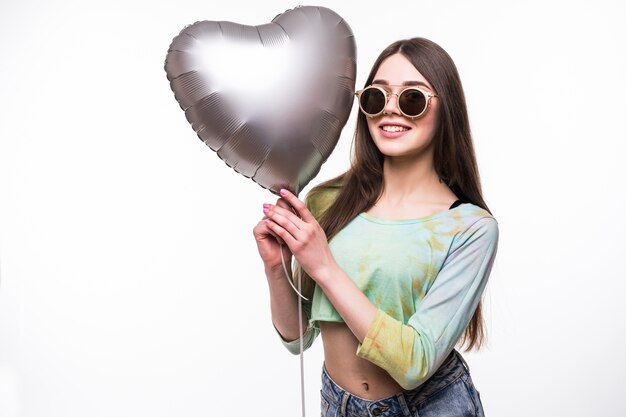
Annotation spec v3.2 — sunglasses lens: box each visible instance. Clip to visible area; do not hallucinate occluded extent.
[399,89,427,116]
[359,88,386,115]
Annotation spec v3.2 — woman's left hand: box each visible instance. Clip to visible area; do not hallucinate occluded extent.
[263,188,336,283]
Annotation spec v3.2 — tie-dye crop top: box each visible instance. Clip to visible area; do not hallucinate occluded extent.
[275,187,499,390]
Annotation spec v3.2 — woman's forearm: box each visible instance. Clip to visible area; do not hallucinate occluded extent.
[265,264,308,342]
[314,262,378,343]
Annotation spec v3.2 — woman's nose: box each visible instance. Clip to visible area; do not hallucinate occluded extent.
[383,92,401,115]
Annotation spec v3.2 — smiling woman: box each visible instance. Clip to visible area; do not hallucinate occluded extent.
[253,37,498,417]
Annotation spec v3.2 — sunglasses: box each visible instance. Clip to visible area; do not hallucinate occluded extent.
[354,85,438,119]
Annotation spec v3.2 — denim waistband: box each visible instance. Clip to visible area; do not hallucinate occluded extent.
[321,350,469,417]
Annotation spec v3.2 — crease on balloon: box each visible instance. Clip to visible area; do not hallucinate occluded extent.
[309,137,330,161]
[170,72,194,108]
[172,71,206,111]
[186,92,244,150]
[298,7,324,32]
[271,22,288,37]
[254,25,264,46]
[183,31,198,41]
[310,109,341,158]
[217,123,249,169]
[164,52,193,81]
[296,146,326,195]
[211,124,246,163]
[249,132,276,180]
[274,22,289,37]
[214,121,250,154]
[217,122,274,179]
[167,34,195,54]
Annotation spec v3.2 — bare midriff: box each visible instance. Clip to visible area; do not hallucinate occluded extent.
[320,321,405,400]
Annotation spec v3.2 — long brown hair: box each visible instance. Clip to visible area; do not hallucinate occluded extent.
[294,37,491,351]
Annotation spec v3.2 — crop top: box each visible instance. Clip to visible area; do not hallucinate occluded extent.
[274,189,499,390]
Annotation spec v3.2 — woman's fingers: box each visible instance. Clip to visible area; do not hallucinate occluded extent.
[277,189,316,223]
[263,189,317,247]
[275,197,300,220]
[260,214,285,245]
[264,217,298,248]
[264,205,303,240]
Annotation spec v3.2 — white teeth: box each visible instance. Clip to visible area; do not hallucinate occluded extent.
[381,125,409,132]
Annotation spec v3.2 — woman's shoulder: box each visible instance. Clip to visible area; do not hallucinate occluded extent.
[455,202,496,223]
[304,183,342,220]
[451,202,499,242]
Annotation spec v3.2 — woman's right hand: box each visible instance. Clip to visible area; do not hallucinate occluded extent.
[252,196,294,271]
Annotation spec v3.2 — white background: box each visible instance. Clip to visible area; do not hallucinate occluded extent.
[1,0,625,416]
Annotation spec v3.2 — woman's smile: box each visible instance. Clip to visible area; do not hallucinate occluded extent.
[378,121,412,138]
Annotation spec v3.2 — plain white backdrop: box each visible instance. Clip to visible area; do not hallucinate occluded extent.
[1,0,625,416]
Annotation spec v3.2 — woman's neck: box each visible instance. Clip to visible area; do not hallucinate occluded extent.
[379,151,454,206]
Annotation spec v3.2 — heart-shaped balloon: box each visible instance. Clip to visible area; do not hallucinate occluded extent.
[164,6,357,197]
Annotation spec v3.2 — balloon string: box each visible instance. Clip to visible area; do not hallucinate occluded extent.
[280,245,309,302]
[279,243,307,417]
[278,203,306,417]
[298,255,306,417]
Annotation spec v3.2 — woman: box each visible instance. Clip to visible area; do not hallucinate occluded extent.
[253,37,498,417]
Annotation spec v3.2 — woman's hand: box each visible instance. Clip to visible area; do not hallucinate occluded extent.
[262,188,337,283]
[252,196,293,272]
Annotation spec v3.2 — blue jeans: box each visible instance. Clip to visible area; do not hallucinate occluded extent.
[320,350,484,417]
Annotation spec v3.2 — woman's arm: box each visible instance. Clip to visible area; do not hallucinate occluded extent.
[261,191,334,354]
[314,264,379,343]
[263,189,377,337]
[266,263,309,342]
[254,194,315,352]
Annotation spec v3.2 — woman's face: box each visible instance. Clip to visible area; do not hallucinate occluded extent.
[365,53,439,160]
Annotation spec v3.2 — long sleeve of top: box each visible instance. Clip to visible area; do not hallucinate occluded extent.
[274,188,499,391]
[353,216,498,389]
[273,300,319,355]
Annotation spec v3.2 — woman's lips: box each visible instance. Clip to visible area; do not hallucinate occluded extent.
[379,122,411,139]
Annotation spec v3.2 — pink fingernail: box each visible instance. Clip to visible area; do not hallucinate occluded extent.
[263,207,269,213]
[280,189,288,195]
[263,203,269,208]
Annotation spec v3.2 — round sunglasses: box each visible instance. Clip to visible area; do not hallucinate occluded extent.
[354,85,438,119]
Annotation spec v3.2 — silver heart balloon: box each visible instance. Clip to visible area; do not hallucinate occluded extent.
[164,6,356,197]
